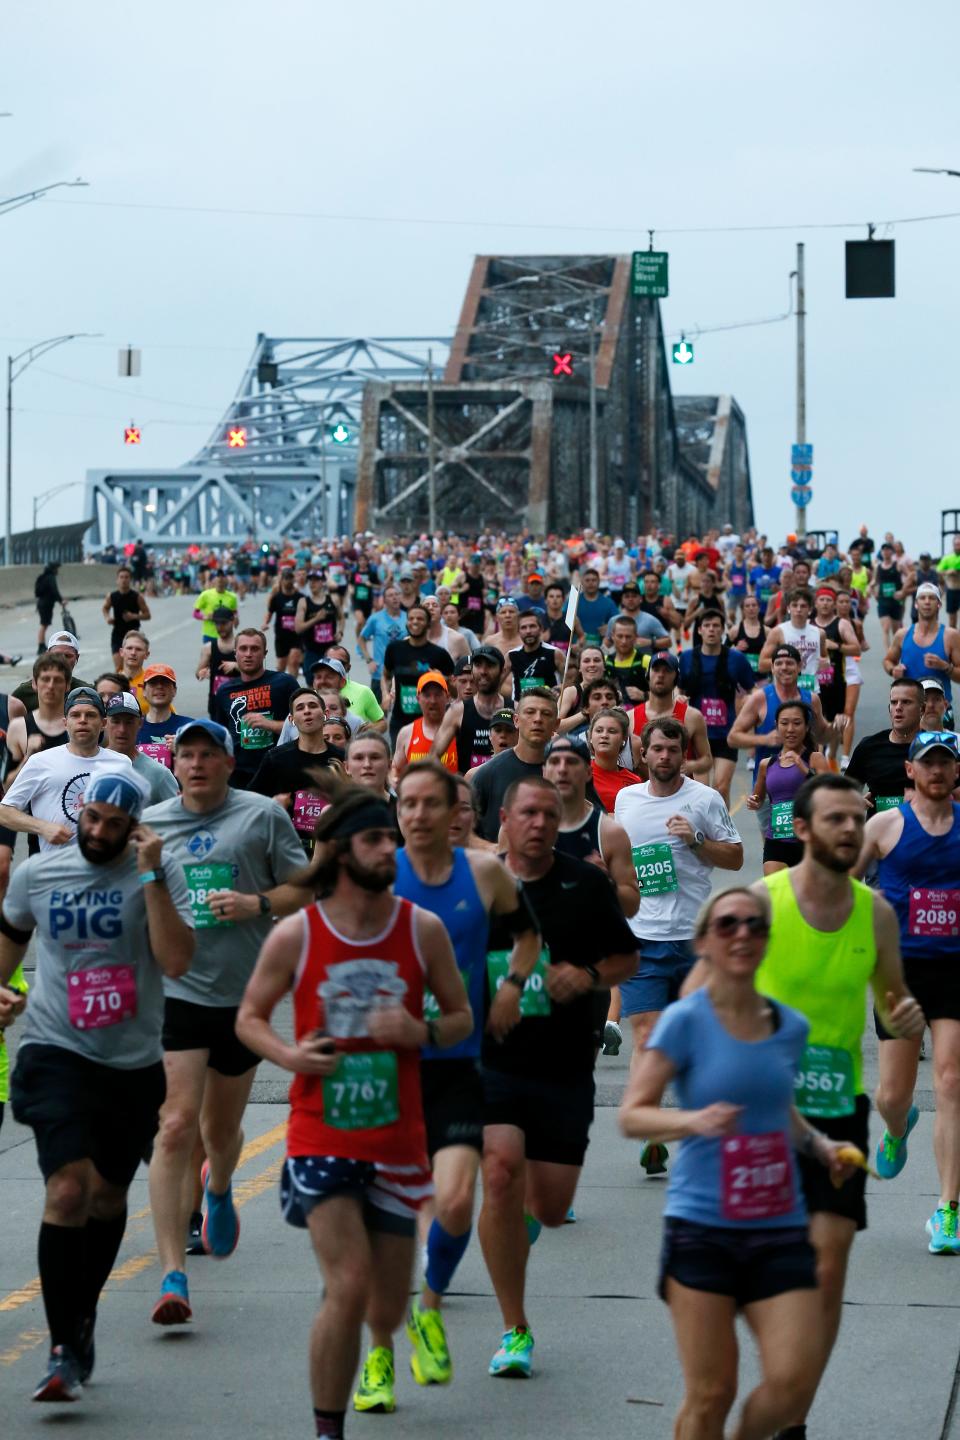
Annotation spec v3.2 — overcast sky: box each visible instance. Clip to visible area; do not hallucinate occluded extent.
[3,0,958,552]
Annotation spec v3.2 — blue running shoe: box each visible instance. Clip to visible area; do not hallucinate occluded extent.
[926,1206,960,1255]
[876,1104,919,1180]
[152,1270,192,1326]
[488,1326,534,1377]
[564,1206,577,1223]
[32,1345,82,1403]
[523,1212,542,1246]
[201,1162,240,1259]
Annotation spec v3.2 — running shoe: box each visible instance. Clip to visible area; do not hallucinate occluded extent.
[407,1302,452,1385]
[564,1206,577,1223]
[876,1104,919,1180]
[640,1141,669,1177]
[151,1269,192,1326]
[201,1161,240,1259]
[186,1210,205,1256]
[76,1314,96,1383]
[488,1326,534,1377]
[32,1345,82,1403]
[602,1021,623,1056]
[353,1346,396,1412]
[926,1206,960,1255]
[524,1212,542,1246]
[8,654,21,667]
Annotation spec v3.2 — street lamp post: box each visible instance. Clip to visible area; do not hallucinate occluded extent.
[5,333,101,566]
[33,480,84,531]
[0,177,89,219]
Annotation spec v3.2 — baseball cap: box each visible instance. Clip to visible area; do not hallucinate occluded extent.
[916,582,941,601]
[46,630,80,654]
[489,708,517,730]
[649,650,680,671]
[772,644,802,664]
[399,565,415,580]
[496,596,518,611]
[65,686,105,716]
[309,656,347,680]
[921,678,946,695]
[307,569,326,581]
[416,670,449,694]
[143,663,177,685]
[908,731,960,762]
[544,734,590,762]
[621,580,641,593]
[104,692,144,719]
[83,767,150,819]
[471,644,505,668]
[526,572,544,583]
[212,606,235,623]
[452,654,472,676]
[173,719,235,757]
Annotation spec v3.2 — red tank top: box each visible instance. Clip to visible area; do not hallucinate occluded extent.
[408,717,458,772]
[287,899,428,1167]
[631,698,694,758]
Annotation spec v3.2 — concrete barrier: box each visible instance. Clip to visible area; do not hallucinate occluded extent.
[0,563,112,611]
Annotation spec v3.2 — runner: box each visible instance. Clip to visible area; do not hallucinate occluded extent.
[747,701,829,873]
[845,678,924,818]
[12,630,92,713]
[348,552,380,635]
[759,589,829,694]
[835,588,869,758]
[193,571,239,640]
[235,779,471,1434]
[857,732,960,1252]
[393,673,458,779]
[588,707,642,813]
[628,652,712,780]
[103,691,181,805]
[488,598,521,664]
[427,645,508,774]
[295,571,343,684]
[2,768,194,1402]
[393,760,540,1387]
[34,561,63,654]
[559,646,619,727]
[2,653,71,793]
[506,611,562,704]
[248,688,345,851]
[679,608,755,805]
[937,535,960,622]
[920,678,960,748]
[885,582,959,723]
[811,587,859,761]
[262,566,305,678]
[620,886,852,1440]
[197,605,239,718]
[116,631,151,712]
[478,775,638,1377]
[102,564,151,667]
[870,542,907,649]
[0,962,27,1130]
[137,664,196,768]
[145,718,309,1326]
[728,593,768,679]
[344,732,396,815]
[210,628,300,788]
[358,583,407,705]
[381,604,455,747]
[468,689,558,842]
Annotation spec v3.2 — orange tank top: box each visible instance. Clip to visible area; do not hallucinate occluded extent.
[408,717,458,772]
[287,899,428,1167]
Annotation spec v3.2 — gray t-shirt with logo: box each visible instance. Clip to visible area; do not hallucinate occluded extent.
[3,846,193,1069]
[143,788,305,1008]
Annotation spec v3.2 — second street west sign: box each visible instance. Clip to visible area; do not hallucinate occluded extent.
[631,251,669,298]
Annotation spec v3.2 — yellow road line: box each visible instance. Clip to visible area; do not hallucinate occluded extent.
[0,1122,286,1320]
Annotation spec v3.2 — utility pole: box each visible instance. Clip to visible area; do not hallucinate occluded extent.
[427,348,437,535]
[795,241,807,541]
[587,298,598,530]
[5,357,12,567]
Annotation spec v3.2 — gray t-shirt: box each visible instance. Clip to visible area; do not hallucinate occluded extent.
[131,749,180,806]
[3,846,192,1068]
[143,788,305,1007]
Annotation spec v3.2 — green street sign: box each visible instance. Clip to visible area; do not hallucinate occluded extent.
[672,340,694,366]
[631,250,669,298]
[329,422,351,444]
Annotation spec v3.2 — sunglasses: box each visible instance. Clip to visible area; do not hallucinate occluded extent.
[914,731,960,756]
[710,914,769,938]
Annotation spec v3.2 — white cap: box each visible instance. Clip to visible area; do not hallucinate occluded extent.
[46,630,80,654]
[916,582,941,602]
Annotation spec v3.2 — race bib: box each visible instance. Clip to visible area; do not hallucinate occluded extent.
[467,596,482,611]
[721,1132,794,1221]
[281,615,296,631]
[313,621,334,645]
[423,967,472,1024]
[747,652,760,671]
[818,664,835,686]
[355,584,369,601]
[212,673,232,693]
[184,862,235,928]
[67,965,137,1031]
[470,751,491,768]
[137,741,172,770]
[322,1051,399,1130]
[881,582,897,598]
[399,684,420,714]
[700,696,728,728]
[770,800,795,839]
[797,673,815,692]
[583,631,601,648]
[519,676,545,694]
[487,947,551,1017]
[631,842,678,894]
[909,888,960,938]
[240,714,273,749]
[794,1044,855,1118]
[874,795,902,812]
[293,789,327,835]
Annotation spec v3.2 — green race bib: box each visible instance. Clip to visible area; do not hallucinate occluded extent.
[239,714,273,749]
[355,584,369,600]
[770,801,795,839]
[874,795,902,812]
[881,582,896,598]
[322,1051,399,1130]
[519,676,545,693]
[747,652,760,671]
[184,862,235,928]
[487,948,551,1017]
[400,684,420,714]
[631,842,678,895]
[423,968,471,1024]
[793,1044,855,1118]
[797,673,815,692]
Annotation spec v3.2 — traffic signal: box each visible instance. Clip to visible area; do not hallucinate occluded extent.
[227,426,247,448]
[329,422,351,445]
[552,352,573,377]
[124,424,141,445]
[672,340,694,366]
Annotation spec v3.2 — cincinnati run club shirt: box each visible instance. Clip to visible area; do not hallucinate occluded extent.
[211,670,300,784]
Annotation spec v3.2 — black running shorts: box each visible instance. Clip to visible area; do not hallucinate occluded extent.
[421,1057,484,1158]
[797,1092,869,1231]
[162,998,260,1077]
[481,1067,594,1167]
[658,1218,817,1306]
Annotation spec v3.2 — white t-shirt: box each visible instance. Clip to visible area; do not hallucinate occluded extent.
[667,563,690,600]
[2,746,134,851]
[614,777,742,940]
[779,620,822,686]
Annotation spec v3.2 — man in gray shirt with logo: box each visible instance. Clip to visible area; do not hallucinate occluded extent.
[144,718,309,1329]
[1,768,195,1404]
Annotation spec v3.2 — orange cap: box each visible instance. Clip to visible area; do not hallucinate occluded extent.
[416,670,449,694]
[143,663,177,685]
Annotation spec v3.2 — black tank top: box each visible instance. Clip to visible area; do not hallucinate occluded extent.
[816,617,847,707]
[734,620,765,657]
[456,697,495,774]
[207,637,237,715]
[0,694,9,780]
[555,805,603,863]
[876,562,901,600]
[25,710,69,751]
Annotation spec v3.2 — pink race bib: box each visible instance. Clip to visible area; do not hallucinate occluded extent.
[721,1132,794,1222]
[470,752,490,768]
[137,742,173,769]
[909,888,960,938]
[313,621,334,645]
[281,615,296,631]
[467,596,482,611]
[293,789,328,834]
[67,965,137,1030]
[818,664,835,686]
[213,674,232,693]
[700,696,729,728]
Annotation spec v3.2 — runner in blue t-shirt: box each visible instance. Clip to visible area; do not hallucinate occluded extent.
[358,585,408,701]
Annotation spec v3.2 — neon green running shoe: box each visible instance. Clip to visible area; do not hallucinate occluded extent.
[353,1346,396,1412]
[640,1141,669,1177]
[926,1206,960,1256]
[407,1301,452,1385]
[488,1325,534,1377]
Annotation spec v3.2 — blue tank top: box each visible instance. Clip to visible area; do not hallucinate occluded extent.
[876,802,960,959]
[394,846,488,1060]
[900,624,952,704]
[753,683,812,780]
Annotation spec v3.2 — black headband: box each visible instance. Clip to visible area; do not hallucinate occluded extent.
[327,799,396,840]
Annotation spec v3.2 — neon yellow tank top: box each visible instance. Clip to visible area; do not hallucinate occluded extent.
[755,869,875,1096]
[849,567,869,595]
[0,961,26,1105]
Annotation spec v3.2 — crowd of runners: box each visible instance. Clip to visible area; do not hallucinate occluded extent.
[1,520,959,1440]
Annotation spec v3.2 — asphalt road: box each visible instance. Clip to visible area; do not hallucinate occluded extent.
[2,590,956,1437]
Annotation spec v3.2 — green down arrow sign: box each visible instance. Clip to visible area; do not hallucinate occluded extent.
[672,340,694,366]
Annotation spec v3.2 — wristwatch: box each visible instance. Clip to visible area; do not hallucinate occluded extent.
[138,869,165,886]
[504,972,526,992]
[690,830,706,853]
[257,893,272,916]
[583,964,600,986]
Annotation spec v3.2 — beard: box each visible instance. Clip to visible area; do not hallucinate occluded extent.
[342,851,396,893]
[807,834,856,874]
[78,818,133,865]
